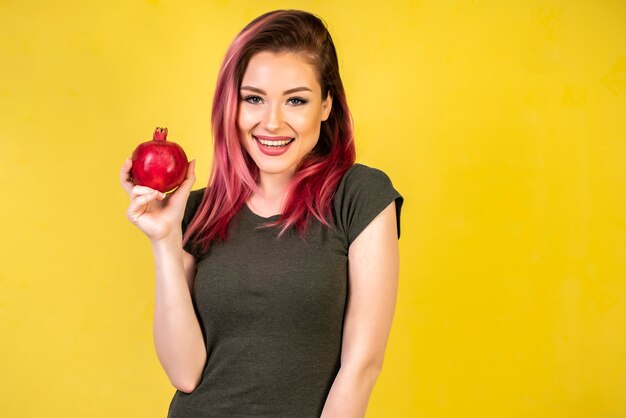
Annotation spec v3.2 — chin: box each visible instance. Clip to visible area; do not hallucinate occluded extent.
[254,161,294,175]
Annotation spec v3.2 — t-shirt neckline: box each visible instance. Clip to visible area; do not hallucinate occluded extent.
[243,202,281,222]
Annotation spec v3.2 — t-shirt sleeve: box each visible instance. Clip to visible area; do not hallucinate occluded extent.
[336,164,404,246]
[182,188,205,256]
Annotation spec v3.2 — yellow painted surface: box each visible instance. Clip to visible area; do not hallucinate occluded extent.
[1,1,625,417]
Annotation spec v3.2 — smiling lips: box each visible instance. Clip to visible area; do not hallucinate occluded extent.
[252,134,295,156]
[254,135,294,141]
[253,134,295,147]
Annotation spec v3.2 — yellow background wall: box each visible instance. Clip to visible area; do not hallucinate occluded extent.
[1,1,624,417]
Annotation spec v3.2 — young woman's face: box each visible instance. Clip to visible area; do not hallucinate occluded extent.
[237,51,332,180]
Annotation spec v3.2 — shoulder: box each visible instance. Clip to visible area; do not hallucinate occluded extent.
[334,163,404,244]
[186,188,206,211]
[337,163,397,197]
[188,188,206,205]
[182,188,207,229]
[350,163,393,181]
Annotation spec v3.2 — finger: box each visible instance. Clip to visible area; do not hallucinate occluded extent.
[168,160,196,200]
[119,158,134,194]
[127,190,166,221]
[132,184,166,198]
[179,160,197,190]
[188,159,196,179]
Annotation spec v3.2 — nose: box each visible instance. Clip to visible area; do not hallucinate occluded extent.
[263,102,283,131]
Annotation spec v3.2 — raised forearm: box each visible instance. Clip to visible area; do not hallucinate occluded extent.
[151,232,206,393]
[321,363,382,418]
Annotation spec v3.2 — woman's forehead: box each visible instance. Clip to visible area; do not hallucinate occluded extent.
[241,51,321,93]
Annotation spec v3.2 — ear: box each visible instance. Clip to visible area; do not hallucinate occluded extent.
[321,92,333,122]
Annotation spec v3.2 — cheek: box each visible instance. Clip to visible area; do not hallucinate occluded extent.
[237,107,257,131]
[293,110,321,136]
[236,111,247,132]
[237,114,251,146]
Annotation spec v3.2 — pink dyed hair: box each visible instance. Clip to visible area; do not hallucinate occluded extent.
[183,9,356,255]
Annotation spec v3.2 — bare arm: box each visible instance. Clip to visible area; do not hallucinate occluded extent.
[120,158,206,393]
[152,238,206,393]
[321,200,400,417]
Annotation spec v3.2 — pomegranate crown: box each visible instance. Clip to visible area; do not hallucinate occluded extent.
[153,127,168,141]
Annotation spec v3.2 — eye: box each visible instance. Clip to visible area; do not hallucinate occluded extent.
[287,97,308,106]
[242,95,263,104]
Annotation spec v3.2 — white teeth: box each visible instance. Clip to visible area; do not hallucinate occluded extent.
[255,137,294,147]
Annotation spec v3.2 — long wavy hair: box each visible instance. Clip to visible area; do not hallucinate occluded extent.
[183,9,356,255]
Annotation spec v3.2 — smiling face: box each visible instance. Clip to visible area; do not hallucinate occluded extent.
[237,51,332,181]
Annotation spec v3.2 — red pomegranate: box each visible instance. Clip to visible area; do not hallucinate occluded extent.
[130,127,188,193]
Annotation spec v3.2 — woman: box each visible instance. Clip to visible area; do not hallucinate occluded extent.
[120,9,403,417]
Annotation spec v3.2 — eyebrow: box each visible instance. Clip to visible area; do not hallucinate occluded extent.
[240,86,313,95]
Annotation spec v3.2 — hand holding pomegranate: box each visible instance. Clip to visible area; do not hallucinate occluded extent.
[120,154,196,243]
[130,127,189,193]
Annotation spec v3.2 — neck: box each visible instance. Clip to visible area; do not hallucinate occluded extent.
[247,170,294,217]
[255,169,294,201]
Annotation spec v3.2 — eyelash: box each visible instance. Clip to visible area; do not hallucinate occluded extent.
[288,97,307,105]
[241,95,308,106]
[242,95,262,104]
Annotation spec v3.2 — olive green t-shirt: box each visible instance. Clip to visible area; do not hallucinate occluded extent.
[167,163,403,418]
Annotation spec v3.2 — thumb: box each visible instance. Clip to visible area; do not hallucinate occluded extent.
[179,159,196,191]
[171,160,196,199]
